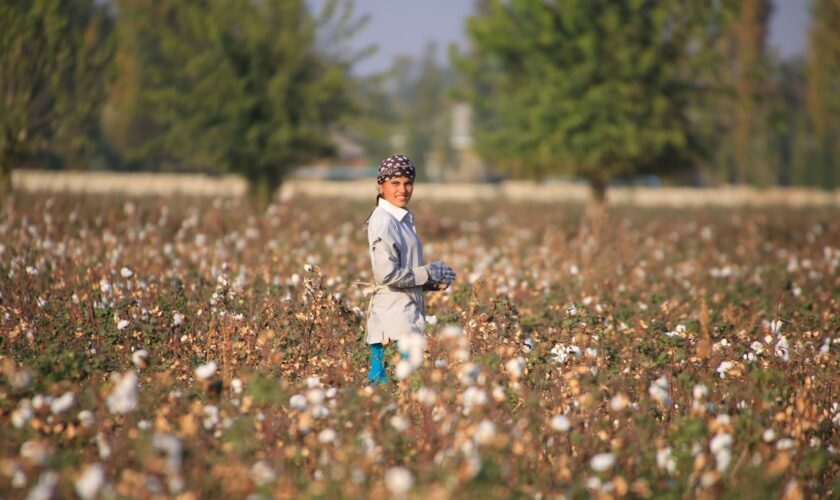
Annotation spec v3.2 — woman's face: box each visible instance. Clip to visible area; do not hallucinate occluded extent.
[379,176,414,208]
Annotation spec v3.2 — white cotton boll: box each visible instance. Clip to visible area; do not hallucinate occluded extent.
[453,348,471,362]
[289,394,307,410]
[775,336,790,362]
[173,312,184,326]
[107,371,139,415]
[439,325,465,338]
[425,315,438,325]
[716,361,735,379]
[474,420,497,445]
[394,360,415,381]
[550,415,571,432]
[325,387,337,399]
[312,404,330,418]
[11,467,26,488]
[50,392,75,414]
[590,453,616,472]
[462,387,487,413]
[318,428,337,444]
[551,343,570,363]
[306,388,325,405]
[152,433,183,473]
[74,464,105,500]
[648,376,672,406]
[657,447,677,474]
[195,361,217,380]
[32,394,51,410]
[522,337,533,353]
[20,440,52,466]
[504,357,525,380]
[715,448,732,471]
[710,433,733,454]
[609,393,629,412]
[27,471,58,500]
[249,461,276,487]
[384,467,414,496]
[96,433,111,460]
[776,438,795,450]
[12,400,33,428]
[120,267,133,278]
[566,304,578,317]
[203,405,219,430]
[231,378,243,395]
[390,415,410,432]
[415,387,437,406]
[693,384,708,400]
[762,429,777,442]
[305,376,321,388]
[492,384,506,402]
[10,369,33,390]
[398,334,426,367]
[117,319,130,330]
[132,349,149,369]
[458,363,481,386]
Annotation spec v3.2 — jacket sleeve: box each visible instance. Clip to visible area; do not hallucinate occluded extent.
[369,219,429,288]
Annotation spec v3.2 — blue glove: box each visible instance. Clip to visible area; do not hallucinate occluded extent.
[428,261,456,284]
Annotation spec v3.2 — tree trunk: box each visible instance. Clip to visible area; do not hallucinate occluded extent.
[246,171,280,211]
[589,176,608,206]
[0,161,12,206]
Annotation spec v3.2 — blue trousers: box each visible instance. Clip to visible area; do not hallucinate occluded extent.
[367,343,409,384]
[368,343,388,384]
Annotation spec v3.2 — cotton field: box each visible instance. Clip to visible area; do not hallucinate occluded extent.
[1,193,839,498]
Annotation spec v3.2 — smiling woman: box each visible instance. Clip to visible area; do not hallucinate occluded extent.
[360,154,456,385]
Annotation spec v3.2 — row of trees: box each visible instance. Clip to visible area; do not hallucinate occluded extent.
[455,0,840,197]
[1,0,364,205]
[1,0,838,202]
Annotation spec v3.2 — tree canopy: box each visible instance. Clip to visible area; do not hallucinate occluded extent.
[106,0,361,204]
[456,0,735,200]
[0,0,113,194]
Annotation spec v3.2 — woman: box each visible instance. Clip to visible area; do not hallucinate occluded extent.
[361,154,456,385]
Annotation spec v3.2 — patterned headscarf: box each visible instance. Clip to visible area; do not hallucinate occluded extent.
[362,154,416,232]
[376,154,415,184]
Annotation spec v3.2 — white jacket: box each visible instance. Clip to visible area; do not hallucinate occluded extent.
[365,198,429,344]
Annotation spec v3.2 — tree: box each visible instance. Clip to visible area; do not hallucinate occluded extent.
[455,0,735,202]
[0,0,114,195]
[109,0,361,205]
[731,0,773,185]
[805,0,840,189]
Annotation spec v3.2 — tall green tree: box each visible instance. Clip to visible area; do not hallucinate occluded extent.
[731,0,773,185]
[402,44,454,179]
[0,0,114,195]
[805,0,840,189]
[456,0,735,201]
[109,0,360,204]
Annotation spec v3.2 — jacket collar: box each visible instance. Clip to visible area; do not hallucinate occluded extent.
[378,197,410,222]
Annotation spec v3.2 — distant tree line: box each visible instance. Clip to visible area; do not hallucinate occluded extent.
[1,0,838,203]
[455,0,840,197]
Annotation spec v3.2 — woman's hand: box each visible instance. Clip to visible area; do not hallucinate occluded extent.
[428,261,456,284]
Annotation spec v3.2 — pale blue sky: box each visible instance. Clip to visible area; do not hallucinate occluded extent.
[344,0,811,75]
